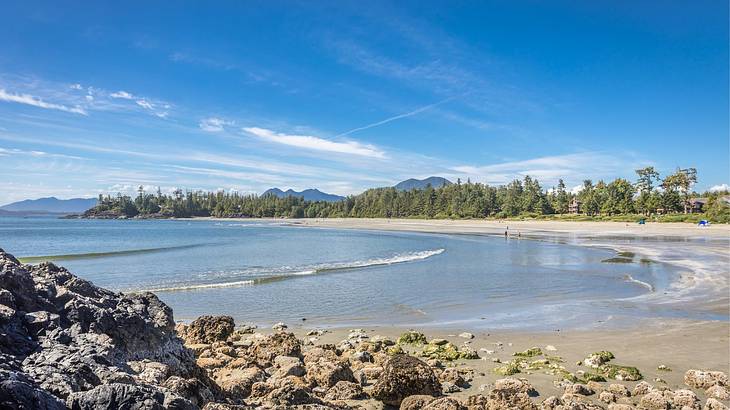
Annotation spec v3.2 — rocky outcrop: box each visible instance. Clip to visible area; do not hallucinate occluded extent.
[371,354,441,406]
[0,248,215,409]
[685,370,728,389]
[178,316,235,345]
[467,377,538,410]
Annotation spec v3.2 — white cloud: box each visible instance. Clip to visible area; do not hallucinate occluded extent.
[709,184,730,192]
[570,184,584,195]
[135,99,153,110]
[0,147,84,160]
[110,90,134,99]
[199,117,232,132]
[0,89,87,115]
[243,126,386,158]
[70,83,83,90]
[450,152,648,187]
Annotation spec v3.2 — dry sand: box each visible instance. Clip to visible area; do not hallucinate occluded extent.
[292,218,730,239]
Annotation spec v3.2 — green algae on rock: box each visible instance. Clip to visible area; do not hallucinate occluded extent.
[386,345,405,356]
[419,340,478,361]
[584,351,615,367]
[601,364,642,381]
[514,347,543,357]
[397,331,427,345]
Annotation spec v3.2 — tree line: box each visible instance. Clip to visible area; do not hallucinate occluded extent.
[86,167,730,222]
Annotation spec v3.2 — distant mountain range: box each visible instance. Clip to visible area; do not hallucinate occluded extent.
[0,197,98,215]
[5,179,454,213]
[394,176,452,191]
[262,188,346,202]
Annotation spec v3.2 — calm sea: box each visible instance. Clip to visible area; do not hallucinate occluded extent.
[0,216,708,329]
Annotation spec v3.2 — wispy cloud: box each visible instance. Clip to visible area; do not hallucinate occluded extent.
[243,126,386,159]
[110,90,134,99]
[0,75,173,119]
[131,97,169,118]
[0,147,84,160]
[450,152,651,187]
[169,51,292,89]
[199,117,233,132]
[0,89,87,115]
[135,99,153,110]
[335,95,459,138]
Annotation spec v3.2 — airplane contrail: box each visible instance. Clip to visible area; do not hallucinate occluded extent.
[334,95,459,138]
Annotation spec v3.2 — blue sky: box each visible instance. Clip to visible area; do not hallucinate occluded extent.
[0,1,727,204]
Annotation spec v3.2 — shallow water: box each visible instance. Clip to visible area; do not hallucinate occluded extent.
[0,216,719,329]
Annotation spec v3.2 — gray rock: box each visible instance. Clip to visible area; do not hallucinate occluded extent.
[66,383,194,410]
[162,376,215,407]
[0,248,218,408]
[0,370,66,410]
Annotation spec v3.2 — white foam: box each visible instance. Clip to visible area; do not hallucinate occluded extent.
[321,248,445,271]
[291,270,317,275]
[623,274,654,291]
[145,279,255,292]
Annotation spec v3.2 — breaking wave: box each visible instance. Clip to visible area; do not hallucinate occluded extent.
[314,248,445,273]
[143,279,256,292]
[141,248,445,293]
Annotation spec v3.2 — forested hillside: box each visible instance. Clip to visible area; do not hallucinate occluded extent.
[83,167,730,223]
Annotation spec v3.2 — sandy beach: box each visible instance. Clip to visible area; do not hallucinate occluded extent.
[290,218,730,239]
[198,217,730,406]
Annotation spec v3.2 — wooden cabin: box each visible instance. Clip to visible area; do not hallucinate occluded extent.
[569,198,581,214]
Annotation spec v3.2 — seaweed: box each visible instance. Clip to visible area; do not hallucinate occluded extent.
[397,331,427,345]
[601,364,642,381]
[602,257,634,263]
[494,361,522,376]
[513,347,543,357]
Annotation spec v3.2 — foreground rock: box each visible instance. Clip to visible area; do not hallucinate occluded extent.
[178,316,235,345]
[371,354,441,406]
[0,248,216,409]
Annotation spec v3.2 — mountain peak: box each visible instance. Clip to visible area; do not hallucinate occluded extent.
[394,176,452,191]
[0,197,98,214]
[262,188,345,202]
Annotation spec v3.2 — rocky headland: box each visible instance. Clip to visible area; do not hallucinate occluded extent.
[1,247,728,409]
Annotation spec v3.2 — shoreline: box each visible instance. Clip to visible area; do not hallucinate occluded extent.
[208,217,730,319]
[200,217,729,377]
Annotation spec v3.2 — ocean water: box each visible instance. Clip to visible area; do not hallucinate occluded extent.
[0,216,709,329]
